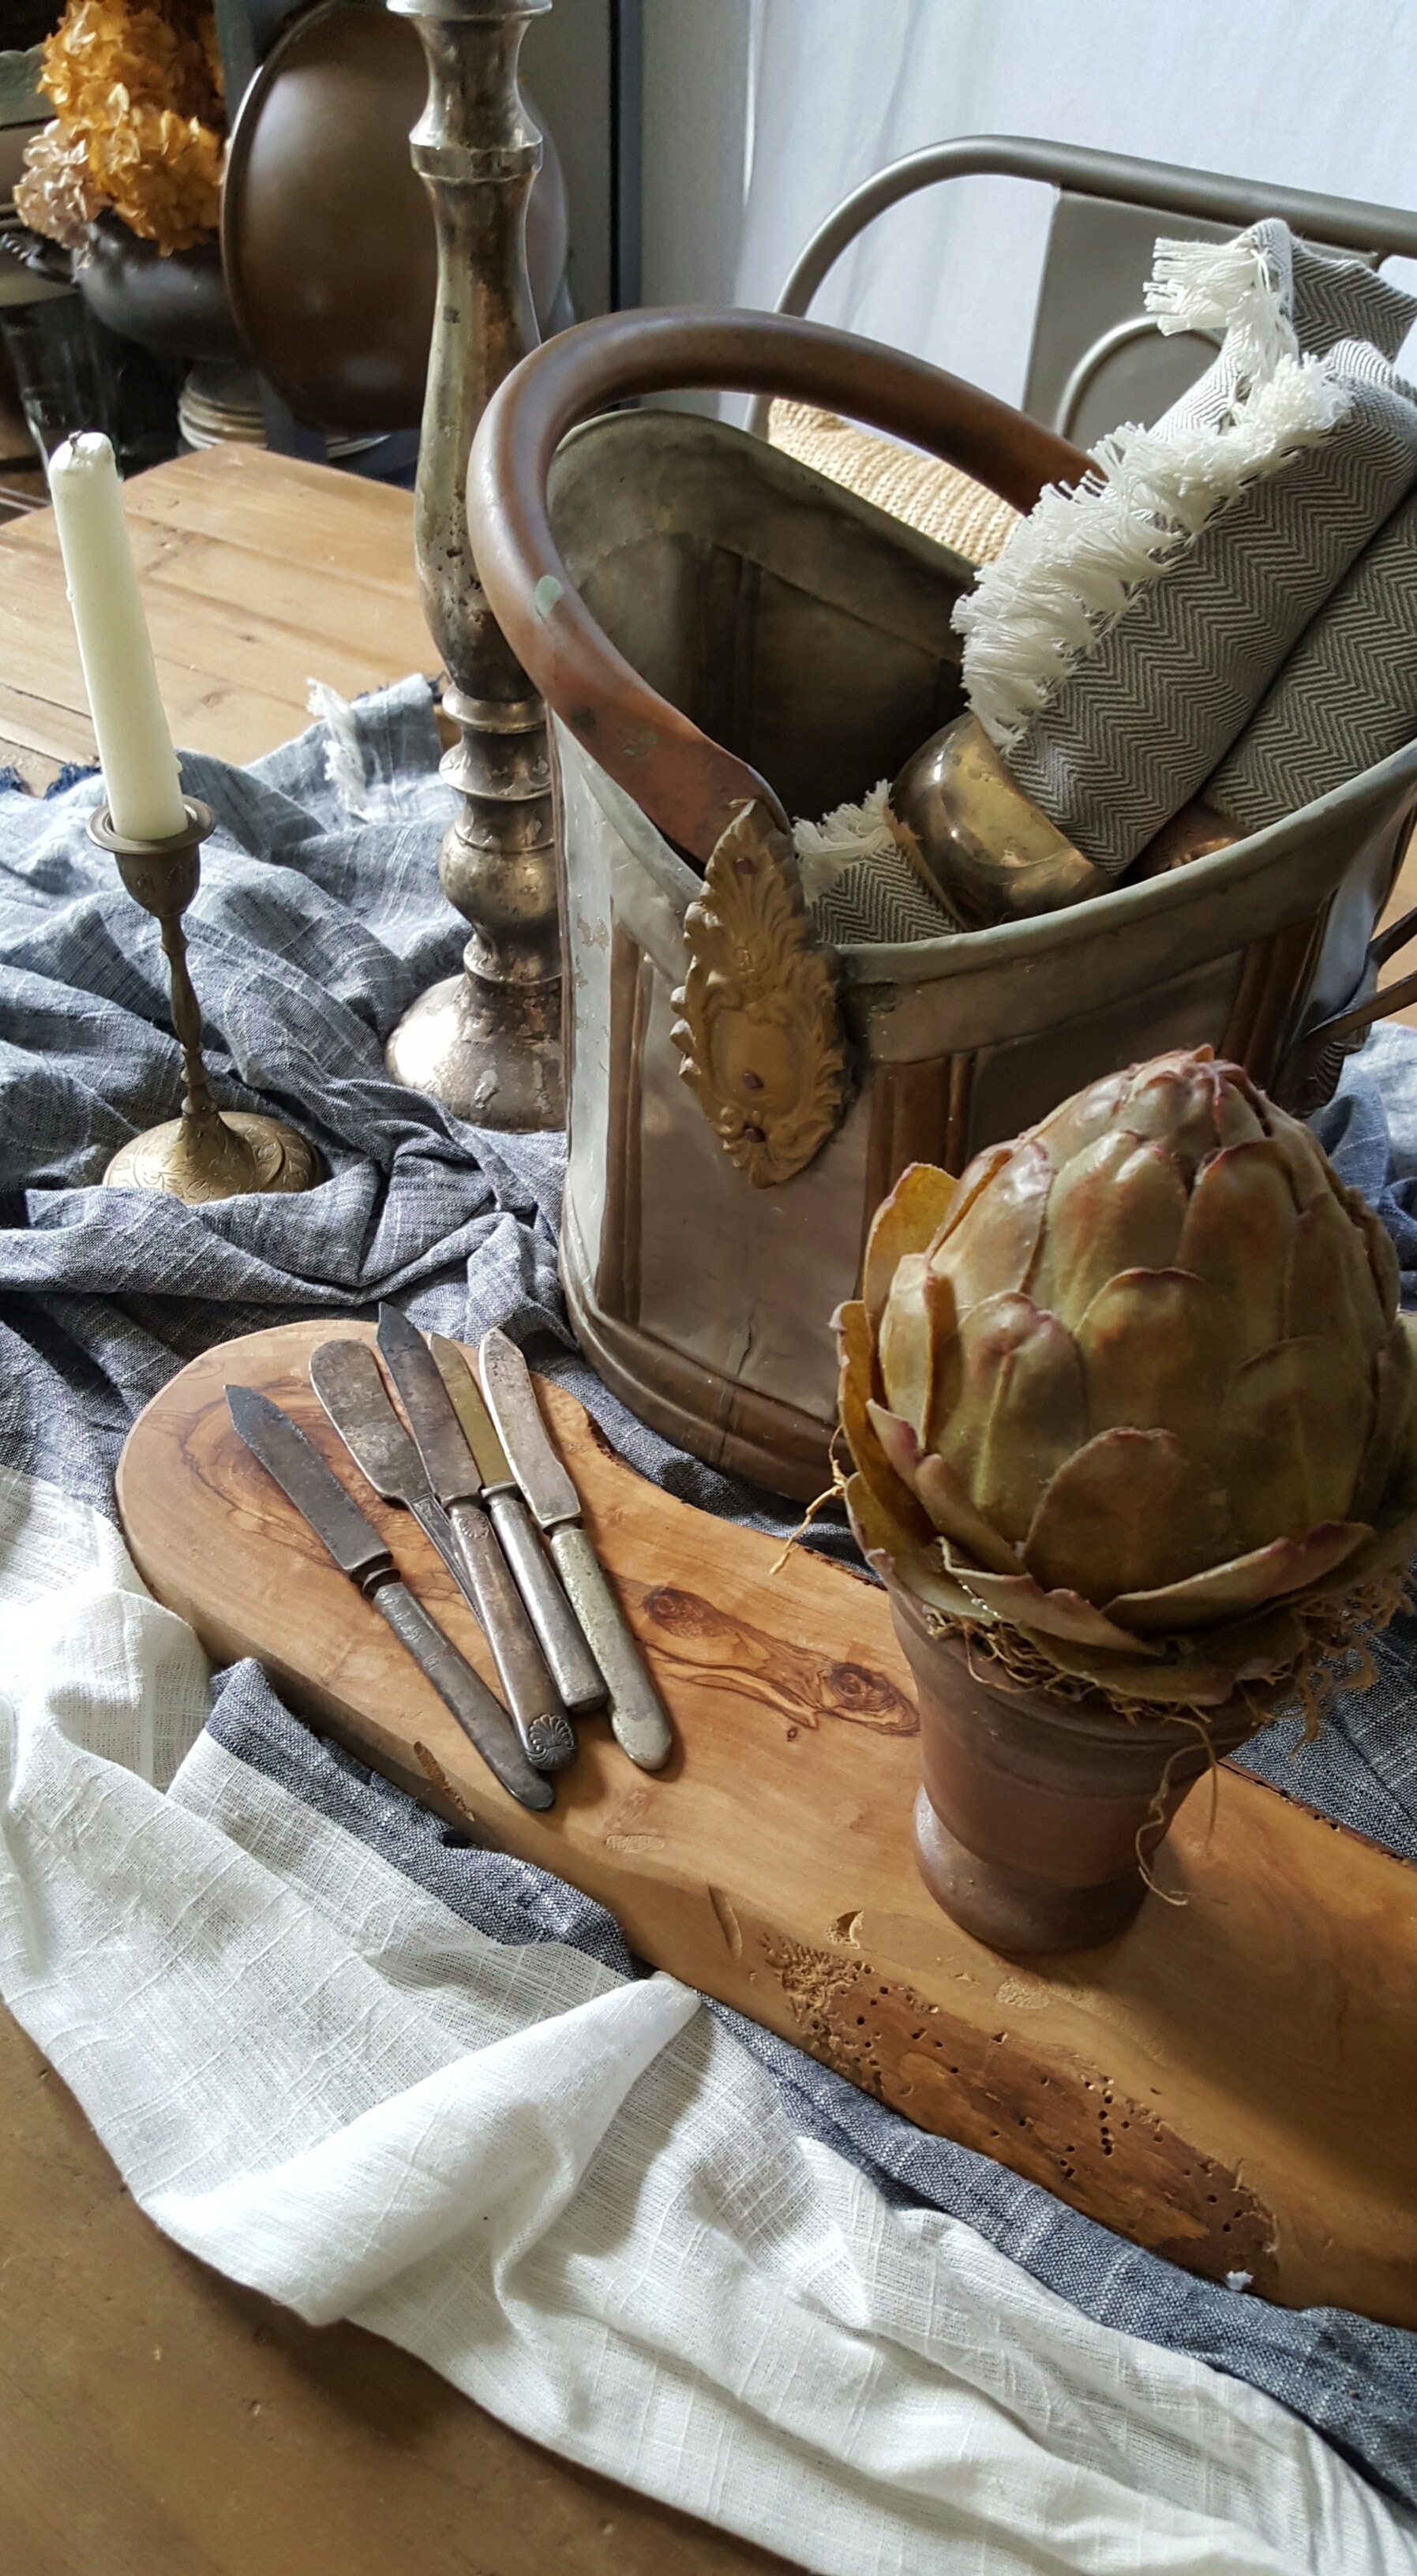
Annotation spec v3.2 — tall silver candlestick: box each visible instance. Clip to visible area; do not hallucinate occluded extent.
[383,0,564,1129]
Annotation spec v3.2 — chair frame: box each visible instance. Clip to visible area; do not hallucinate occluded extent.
[743,134,1417,440]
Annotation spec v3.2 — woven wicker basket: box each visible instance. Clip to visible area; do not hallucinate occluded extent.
[768,397,1020,565]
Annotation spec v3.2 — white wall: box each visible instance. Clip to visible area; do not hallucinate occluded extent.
[519,0,1417,410]
[641,0,753,309]
[734,0,1417,405]
[638,0,753,409]
[523,0,753,337]
[523,0,754,397]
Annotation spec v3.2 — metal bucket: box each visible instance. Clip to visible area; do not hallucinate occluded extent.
[470,312,1417,1500]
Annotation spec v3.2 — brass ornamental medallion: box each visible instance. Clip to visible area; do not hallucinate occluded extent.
[670,800,849,1189]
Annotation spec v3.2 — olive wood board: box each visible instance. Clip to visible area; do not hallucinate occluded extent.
[116,1320,1417,2329]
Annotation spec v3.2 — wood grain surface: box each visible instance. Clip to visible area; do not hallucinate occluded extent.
[0,2012,792,2576]
[118,1319,1417,2331]
[0,445,437,778]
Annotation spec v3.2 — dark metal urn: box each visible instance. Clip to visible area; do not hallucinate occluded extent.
[889,1586,1261,1958]
[78,215,242,365]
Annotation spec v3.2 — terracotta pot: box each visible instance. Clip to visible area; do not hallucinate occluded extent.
[889,1586,1261,1957]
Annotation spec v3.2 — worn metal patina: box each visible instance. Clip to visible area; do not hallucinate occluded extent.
[478,1327,675,1772]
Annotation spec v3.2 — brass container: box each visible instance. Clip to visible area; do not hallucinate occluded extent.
[890,713,1109,928]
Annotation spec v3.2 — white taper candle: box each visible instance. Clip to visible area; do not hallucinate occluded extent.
[47,431,187,842]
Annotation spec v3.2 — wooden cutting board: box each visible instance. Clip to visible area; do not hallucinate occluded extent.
[117,1319,1417,2328]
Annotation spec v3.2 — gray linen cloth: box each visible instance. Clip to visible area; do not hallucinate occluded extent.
[2,679,1415,2506]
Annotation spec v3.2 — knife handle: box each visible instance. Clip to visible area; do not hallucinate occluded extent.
[445,1498,576,1772]
[487,1490,606,1713]
[371,1578,553,1812]
[548,1524,674,1773]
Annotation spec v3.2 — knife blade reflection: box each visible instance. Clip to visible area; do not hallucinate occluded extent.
[379,1306,605,1716]
[476,1330,675,1774]
[225,1383,553,1811]
[309,1339,575,1773]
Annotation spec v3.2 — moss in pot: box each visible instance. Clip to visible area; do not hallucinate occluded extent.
[834,1047,1417,1956]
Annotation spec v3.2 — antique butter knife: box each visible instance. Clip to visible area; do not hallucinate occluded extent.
[477,1328,674,1773]
[309,1340,575,1774]
[377,1304,606,1717]
[225,1383,553,1813]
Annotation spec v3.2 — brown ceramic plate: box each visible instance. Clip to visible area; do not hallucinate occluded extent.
[220,0,568,435]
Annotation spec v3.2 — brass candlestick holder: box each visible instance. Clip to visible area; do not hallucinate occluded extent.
[91,799,321,1203]
[381,0,564,1132]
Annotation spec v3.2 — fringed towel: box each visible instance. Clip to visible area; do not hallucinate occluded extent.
[789,223,1417,938]
[795,781,955,945]
[956,223,1417,877]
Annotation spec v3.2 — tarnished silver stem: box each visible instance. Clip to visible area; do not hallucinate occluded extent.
[384,0,564,1129]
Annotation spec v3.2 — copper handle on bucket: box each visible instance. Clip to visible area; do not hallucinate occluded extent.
[466,306,1089,867]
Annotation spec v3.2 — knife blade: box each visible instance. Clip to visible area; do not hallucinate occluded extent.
[225,1384,553,1812]
[477,1328,674,1773]
[309,1340,575,1774]
[379,1305,606,1716]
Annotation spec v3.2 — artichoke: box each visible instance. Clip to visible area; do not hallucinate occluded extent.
[838,1049,1417,1707]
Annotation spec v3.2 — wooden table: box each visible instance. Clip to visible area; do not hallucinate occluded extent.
[0,445,443,785]
[0,445,790,2576]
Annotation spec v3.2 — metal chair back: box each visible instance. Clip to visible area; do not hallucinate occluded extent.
[744,137,1417,447]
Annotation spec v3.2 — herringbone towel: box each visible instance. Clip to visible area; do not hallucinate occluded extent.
[797,780,954,947]
[958,226,1417,878]
[1209,475,1417,832]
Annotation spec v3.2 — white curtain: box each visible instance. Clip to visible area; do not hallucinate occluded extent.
[733,0,1417,403]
